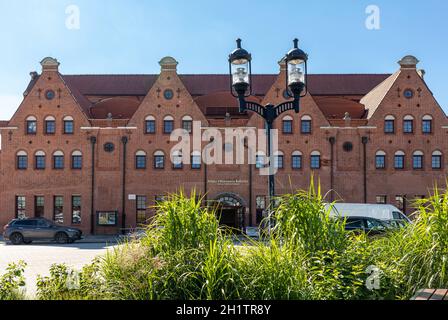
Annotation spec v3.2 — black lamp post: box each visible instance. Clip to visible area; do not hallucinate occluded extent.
[229,38,308,229]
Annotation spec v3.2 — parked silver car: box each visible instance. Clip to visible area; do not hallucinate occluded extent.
[2,218,82,245]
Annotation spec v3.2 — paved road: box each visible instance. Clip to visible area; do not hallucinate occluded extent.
[0,241,115,299]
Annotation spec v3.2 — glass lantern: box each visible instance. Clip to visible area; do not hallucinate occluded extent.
[285,39,308,98]
[229,39,252,97]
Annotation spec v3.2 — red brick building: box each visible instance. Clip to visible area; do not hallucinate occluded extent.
[0,55,446,234]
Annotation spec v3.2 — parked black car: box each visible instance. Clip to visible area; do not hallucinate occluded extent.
[2,218,82,245]
[342,217,392,236]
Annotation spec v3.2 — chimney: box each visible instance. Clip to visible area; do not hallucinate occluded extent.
[417,69,426,79]
[40,57,60,72]
[398,55,419,70]
[278,57,287,72]
[159,56,178,72]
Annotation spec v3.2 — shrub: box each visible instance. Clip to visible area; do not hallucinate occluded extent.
[0,261,26,300]
[36,260,105,300]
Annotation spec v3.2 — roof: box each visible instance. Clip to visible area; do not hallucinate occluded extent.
[360,71,401,119]
[60,74,390,97]
[20,73,391,121]
[313,96,367,119]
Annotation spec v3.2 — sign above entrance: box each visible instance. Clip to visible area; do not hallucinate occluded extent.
[208,179,248,186]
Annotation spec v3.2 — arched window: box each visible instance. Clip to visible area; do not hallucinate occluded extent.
[163,116,174,134]
[274,151,284,169]
[135,150,147,169]
[53,151,64,169]
[256,151,266,169]
[26,116,37,134]
[154,151,165,169]
[375,150,386,169]
[422,115,433,134]
[413,151,424,169]
[145,115,156,134]
[172,150,183,169]
[191,151,202,169]
[71,150,83,169]
[16,151,28,170]
[63,116,74,134]
[384,115,395,134]
[394,151,405,169]
[292,151,303,169]
[403,115,414,134]
[35,151,46,170]
[45,116,56,135]
[182,115,193,133]
[301,115,312,134]
[432,150,443,169]
[282,116,293,134]
[310,151,321,169]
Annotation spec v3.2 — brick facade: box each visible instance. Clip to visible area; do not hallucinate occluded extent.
[0,55,446,234]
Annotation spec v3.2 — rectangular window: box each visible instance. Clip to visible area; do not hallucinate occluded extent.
[145,120,155,134]
[384,120,395,134]
[35,156,46,170]
[376,155,386,169]
[16,196,26,219]
[64,121,74,134]
[27,121,37,134]
[164,120,174,134]
[154,156,165,169]
[422,120,432,134]
[292,155,302,169]
[311,155,321,169]
[413,155,423,169]
[97,211,117,226]
[301,120,312,134]
[17,155,28,170]
[72,196,81,224]
[403,120,414,133]
[72,155,82,169]
[274,155,284,169]
[256,196,266,224]
[136,156,147,169]
[53,156,64,169]
[283,120,293,134]
[136,196,147,225]
[191,155,201,169]
[182,120,193,133]
[394,155,404,169]
[35,196,45,218]
[54,196,64,224]
[376,195,387,204]
[396,196,405,211]
[432,155,442,169]
[45,121,56,134]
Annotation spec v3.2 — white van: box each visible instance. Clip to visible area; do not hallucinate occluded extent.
[326,203,411,223]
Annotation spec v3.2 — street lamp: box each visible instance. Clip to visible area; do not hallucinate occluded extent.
[229,38,308,231]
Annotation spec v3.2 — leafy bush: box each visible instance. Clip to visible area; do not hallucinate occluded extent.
[0,261,26,300]
[36,260,105,300]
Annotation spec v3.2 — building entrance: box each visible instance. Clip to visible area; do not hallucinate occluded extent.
[213,194,246,231]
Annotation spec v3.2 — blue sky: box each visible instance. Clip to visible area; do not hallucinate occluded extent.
[0,0,447,120]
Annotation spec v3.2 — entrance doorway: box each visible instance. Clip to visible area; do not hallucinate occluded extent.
[213,194,246,231]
